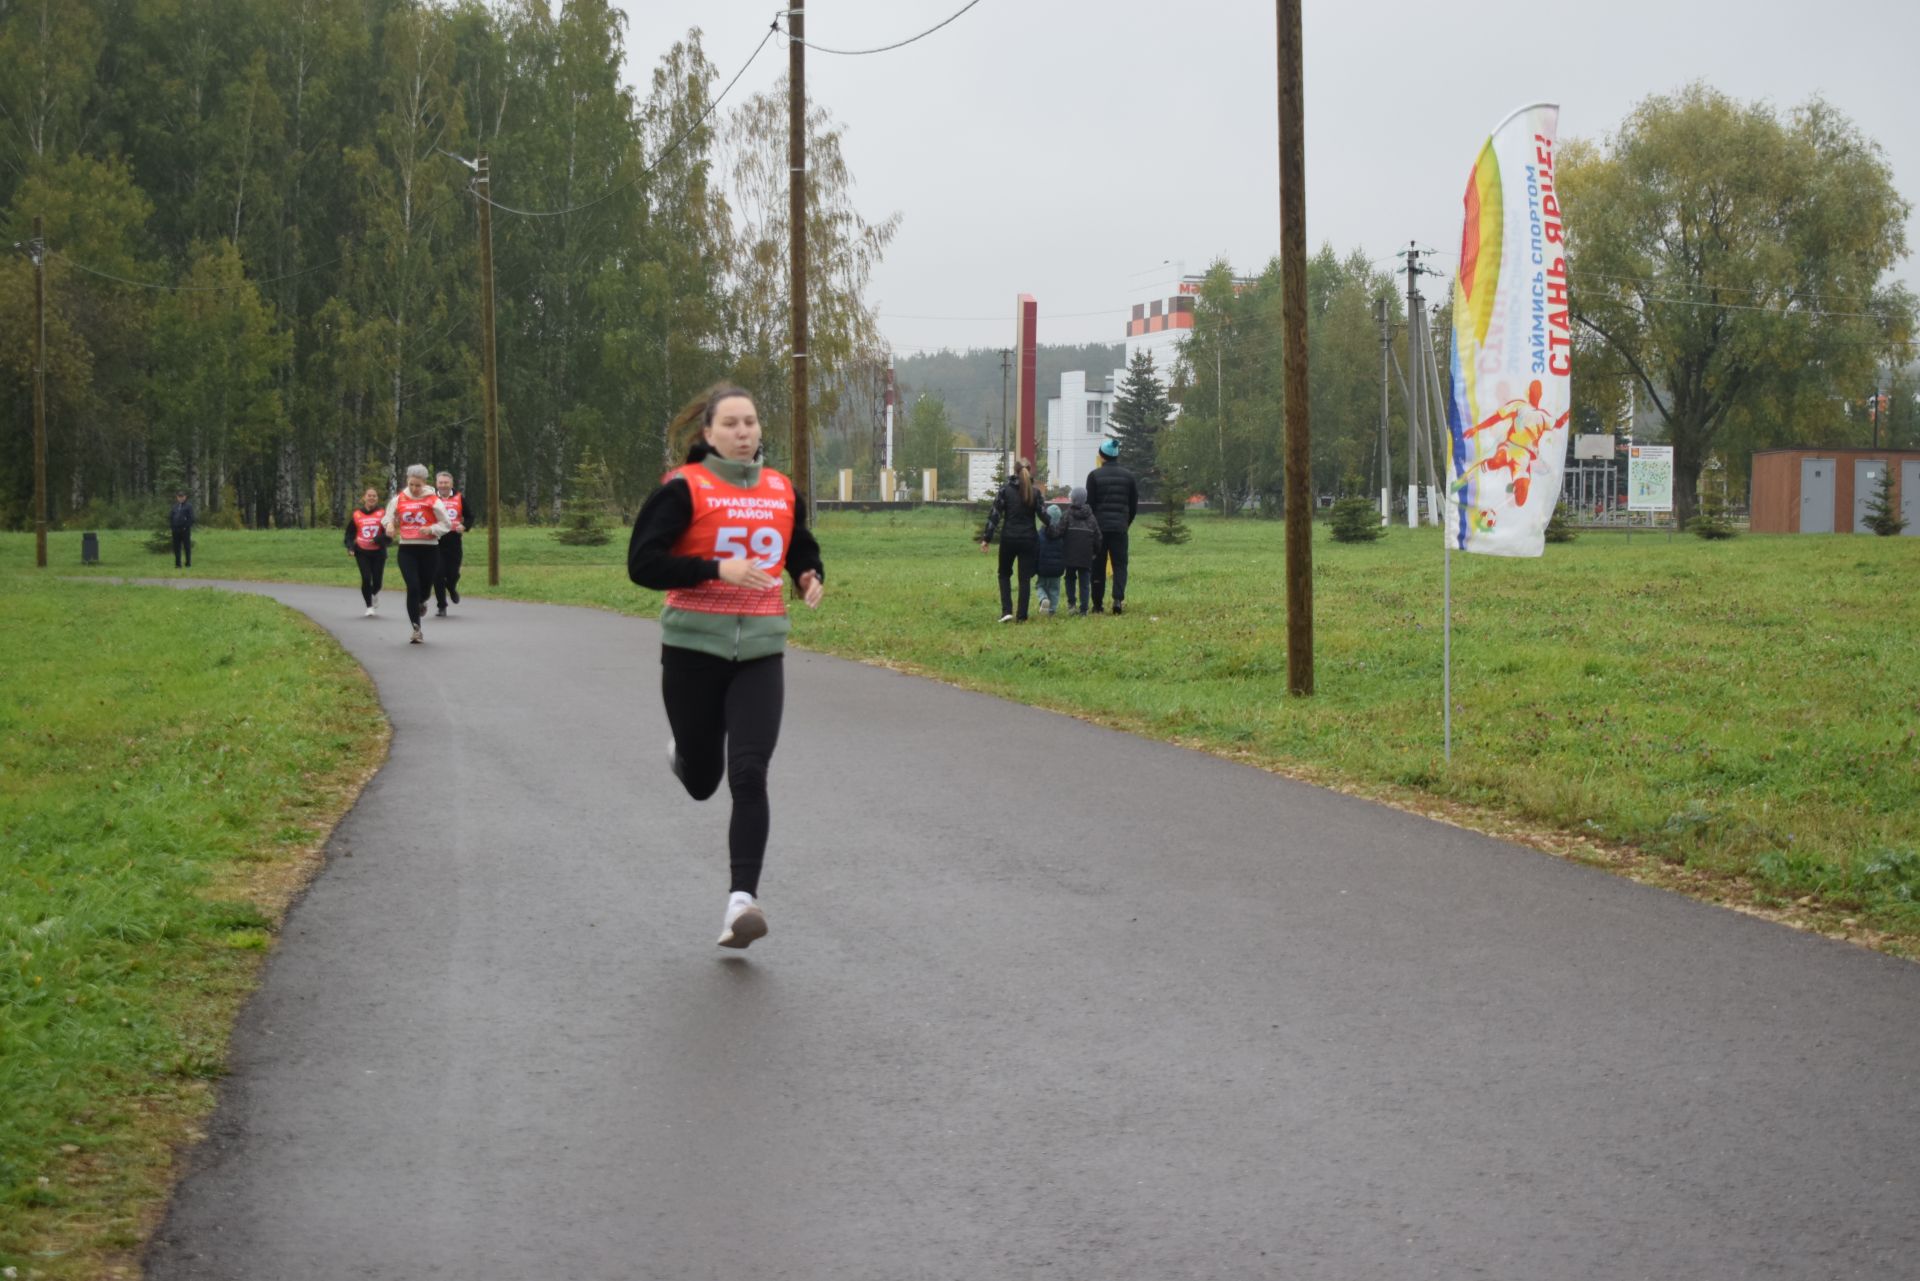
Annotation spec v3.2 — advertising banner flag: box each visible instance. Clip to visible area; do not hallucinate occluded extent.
[1446,103,1570,556]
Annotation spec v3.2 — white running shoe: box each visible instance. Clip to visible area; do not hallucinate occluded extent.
[410,625,423,645]
[999,613,1014,623]
[364,605,375,617]
[717,892,767,949]
[667,736,684,785]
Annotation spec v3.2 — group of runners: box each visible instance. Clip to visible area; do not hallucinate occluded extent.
[343,468,471,643]
[339,386,819,950]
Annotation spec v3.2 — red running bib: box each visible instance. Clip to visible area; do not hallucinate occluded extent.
[664,464,794,616]
[352,509,385,551]
[394,491,439,542]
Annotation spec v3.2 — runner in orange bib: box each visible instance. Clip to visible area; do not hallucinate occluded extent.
[344,486,390,616]
[628,384,826,948]
[432,471,470,616]
[382,464,452,644]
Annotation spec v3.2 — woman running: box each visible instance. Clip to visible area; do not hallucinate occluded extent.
[345,486,390,617]
[383,464,451,644]
[627,385,825,948]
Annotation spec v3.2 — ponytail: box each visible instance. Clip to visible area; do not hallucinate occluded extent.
[1016,457,1033,508]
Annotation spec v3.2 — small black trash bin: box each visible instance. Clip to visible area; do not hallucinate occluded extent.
[81,531,99,564]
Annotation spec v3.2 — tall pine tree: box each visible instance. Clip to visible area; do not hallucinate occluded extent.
[1107,349,1170,499]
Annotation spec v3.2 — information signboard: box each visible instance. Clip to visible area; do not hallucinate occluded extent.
[1627,445,1674,512]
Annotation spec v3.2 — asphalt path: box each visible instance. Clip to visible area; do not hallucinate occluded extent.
[143,582,1919,1280]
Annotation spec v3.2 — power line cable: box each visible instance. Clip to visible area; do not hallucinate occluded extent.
[778,0,984,55]
[480,24,776,220]
[56,250,344,292]
[1568,267,1891,311]
[45,190,472,292]
[879,307,1128,322]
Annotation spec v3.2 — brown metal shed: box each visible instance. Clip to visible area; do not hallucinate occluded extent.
[1749,447,1920,534]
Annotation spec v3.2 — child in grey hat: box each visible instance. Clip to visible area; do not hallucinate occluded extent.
[1063,487,1103,616]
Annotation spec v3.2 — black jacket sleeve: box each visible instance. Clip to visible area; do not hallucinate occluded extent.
[1126,473,1139,526]
[344,514,358,552]
[983,486,1007,544]
[786,501,825,584]
[627,479,721,590]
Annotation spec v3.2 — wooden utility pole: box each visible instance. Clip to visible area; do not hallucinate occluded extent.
[1276,0,1312,695]
[788,0,811,511]
[1376,296,1393,524]
[32,215,47,569]
[475,154,502,586]
[1404,246,1425,528]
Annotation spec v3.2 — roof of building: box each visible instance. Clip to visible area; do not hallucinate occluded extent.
[1752,446,1920,457]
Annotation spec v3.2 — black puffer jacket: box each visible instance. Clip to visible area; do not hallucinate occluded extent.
[1084,462,1138,533]
[983,478,1045,545]
[1062,502,1102,570]
[1035,515,1067,576]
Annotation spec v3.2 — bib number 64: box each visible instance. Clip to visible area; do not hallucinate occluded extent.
[716,526,784,570]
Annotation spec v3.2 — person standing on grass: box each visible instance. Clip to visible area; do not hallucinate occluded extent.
[383,465,451,645]
[168,491,195,569]
[980,456,1044,623]
[1062,486,1102,617]
[1085,438,1138,614]
[1034,503,1066,617]
[345,487,391,617]
[432,471,469,617]
[627,384,826,949]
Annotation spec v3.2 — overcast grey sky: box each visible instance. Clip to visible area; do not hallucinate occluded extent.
[614,0,1920,354]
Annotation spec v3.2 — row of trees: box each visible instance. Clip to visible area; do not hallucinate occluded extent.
[0,0,896,531]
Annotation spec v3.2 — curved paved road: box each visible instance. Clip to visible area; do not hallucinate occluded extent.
[145,583,1918,1280]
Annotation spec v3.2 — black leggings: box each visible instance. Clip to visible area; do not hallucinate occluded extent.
[661,646,784,896]
[434,532,463,606]
[997,539,1036,620]
[354,547,387,606]
[1092,528,1129,607]
[397,545,439,626]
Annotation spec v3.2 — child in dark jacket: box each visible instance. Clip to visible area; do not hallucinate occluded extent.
[1034,504,1066,616]
[1062,487,1102,616]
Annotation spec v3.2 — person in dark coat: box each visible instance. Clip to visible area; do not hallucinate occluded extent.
[1061,486,1103,617]
[1084,438,1139,614]
[980,457,1044,622]
[1034,503,1066,616]
[168,491,195,568]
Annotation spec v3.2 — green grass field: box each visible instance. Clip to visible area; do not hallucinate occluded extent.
[0,575,380,1277]
[9,510,1920,957]
[1,511,1915,1269]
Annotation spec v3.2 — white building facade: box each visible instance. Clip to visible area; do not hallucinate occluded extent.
[961,448,1014,501]
[1045,370,1123,491]
[1123,275,1200,384]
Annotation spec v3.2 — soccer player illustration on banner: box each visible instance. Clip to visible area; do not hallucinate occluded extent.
[1452,378,1571,523]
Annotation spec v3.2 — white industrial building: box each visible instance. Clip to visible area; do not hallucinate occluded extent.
[1046,370,1121,491]
[1044,270,1210,488]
